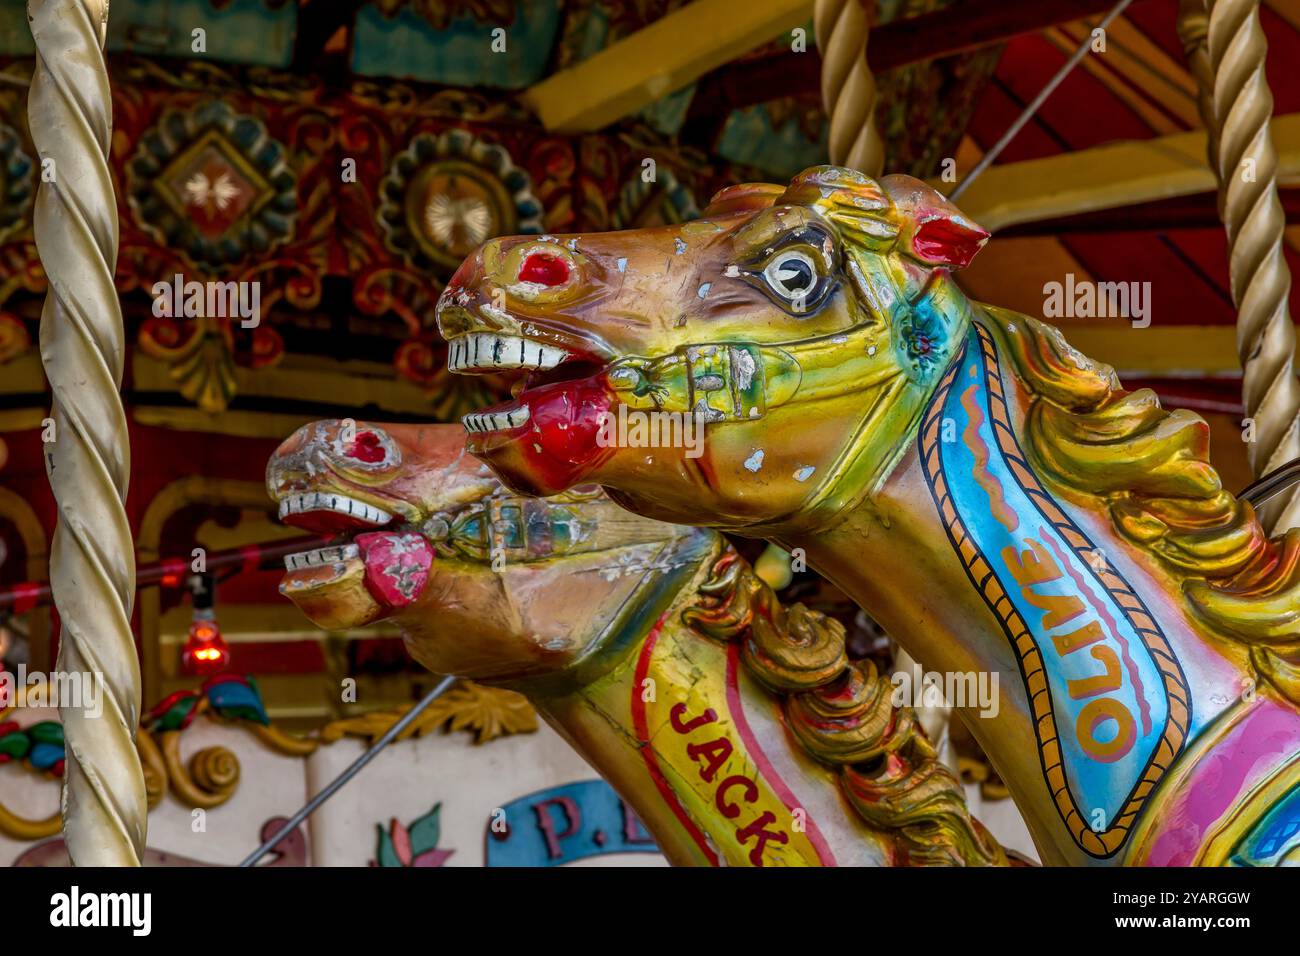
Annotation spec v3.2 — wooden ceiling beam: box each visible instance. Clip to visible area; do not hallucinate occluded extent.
[520,0,811,134]
[996,188,1300,235]
[1059,324,1300,379]
[947,112,1300,233]
[1264,0,1300,33]
[866,0,1122,70]
[683,0,1123,131]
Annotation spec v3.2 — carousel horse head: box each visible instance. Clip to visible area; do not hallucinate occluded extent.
[265,419,699,682]
[436,165,989,531]
[435,168,1300,866]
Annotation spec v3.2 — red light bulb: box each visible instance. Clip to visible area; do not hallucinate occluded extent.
[182,613,229,676]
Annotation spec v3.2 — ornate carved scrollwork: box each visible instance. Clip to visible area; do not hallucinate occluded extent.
[684,548,1006,867]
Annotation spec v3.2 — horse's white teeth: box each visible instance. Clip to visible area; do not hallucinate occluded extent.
[283,544,361,571]
[461,404,531,434]
[447,333,569,373]
[276,492,393,525]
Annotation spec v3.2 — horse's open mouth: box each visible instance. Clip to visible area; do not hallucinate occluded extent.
[445,330,616,492]
[277,490,395,534]
[274,487,434,627]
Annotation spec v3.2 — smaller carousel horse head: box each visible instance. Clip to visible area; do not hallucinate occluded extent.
[435,165,988,531]
[265,419,699,683]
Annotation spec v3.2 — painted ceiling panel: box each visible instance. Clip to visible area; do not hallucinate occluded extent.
[1059,231,1237,325]
[965,76,1066,163]
[962,0,1300,339]
[350,0,561,86]
[1261,5,1300,115]
[0,0,297,64]
[959,235,1095,318]
[995,33,1160,150]
[1122,0,1193,62]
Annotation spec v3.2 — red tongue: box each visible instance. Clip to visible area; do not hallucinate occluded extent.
[467,374,618,494]
[534,378,609,450]
[356,532,433,608]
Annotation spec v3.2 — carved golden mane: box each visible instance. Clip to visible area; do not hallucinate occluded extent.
[682,549,1007,867]
[981,306,1300,704]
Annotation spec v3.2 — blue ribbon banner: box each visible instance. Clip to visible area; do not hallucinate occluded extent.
[485,780,660,867]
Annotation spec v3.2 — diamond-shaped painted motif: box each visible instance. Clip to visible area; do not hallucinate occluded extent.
[159,132,271,242]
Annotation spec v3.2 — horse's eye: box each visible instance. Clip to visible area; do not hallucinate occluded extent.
[739,235,836,315]
[762,250,818,303]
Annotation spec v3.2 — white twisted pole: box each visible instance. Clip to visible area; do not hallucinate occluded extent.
[28,0,146,865]
[815,0,885,177]
[1182,0,1300,532]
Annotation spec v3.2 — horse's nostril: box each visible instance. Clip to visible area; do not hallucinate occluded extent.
[345,430,386,464]
[518,251,570,287]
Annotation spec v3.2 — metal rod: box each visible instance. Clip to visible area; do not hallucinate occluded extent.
[950,0,1135,202]
[1239,457,1300,510]
[238,675,457,867]
[0,535,331,612]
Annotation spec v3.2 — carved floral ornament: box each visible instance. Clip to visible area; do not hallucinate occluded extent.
[0,119,36,365]
[0,121,34,248]
[0,312,29,364]
[123,101,301,412]
[0,59,710,415]
[126,100,298,268]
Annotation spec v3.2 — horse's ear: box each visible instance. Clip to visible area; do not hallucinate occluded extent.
[701,183,785,217]
[881,174,989,270]
[911,213,989,269]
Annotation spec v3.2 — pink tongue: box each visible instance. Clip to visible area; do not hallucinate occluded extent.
[356,532,433,608]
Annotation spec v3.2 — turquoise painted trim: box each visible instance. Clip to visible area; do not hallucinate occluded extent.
[351,1,560,88]
[108,0,295,67]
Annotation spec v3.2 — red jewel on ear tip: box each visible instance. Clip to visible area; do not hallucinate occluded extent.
[518,252,570,287]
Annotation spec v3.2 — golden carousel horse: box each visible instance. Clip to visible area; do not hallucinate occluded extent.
[436,165,1300,867]
[266,420,1005,866]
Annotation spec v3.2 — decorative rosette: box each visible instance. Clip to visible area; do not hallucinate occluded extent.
[126,101,297,268]
[378,129,542,273]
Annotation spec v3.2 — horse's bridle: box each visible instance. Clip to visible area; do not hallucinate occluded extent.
[419,490,680,564]
[599,250,978,535]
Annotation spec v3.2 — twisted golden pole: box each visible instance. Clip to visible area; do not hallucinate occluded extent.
[1176,0,1219,160]
[28,0,146,865]
[815,0,885,177]
[1179,0,1300,532]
